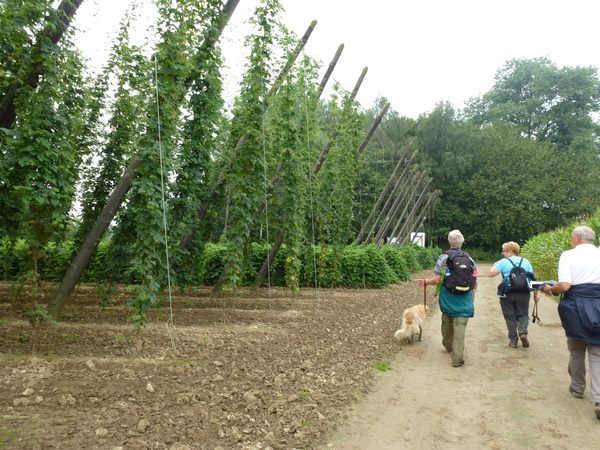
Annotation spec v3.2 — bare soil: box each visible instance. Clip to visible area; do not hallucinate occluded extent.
[0,270,431,450]
[3,265,600,450]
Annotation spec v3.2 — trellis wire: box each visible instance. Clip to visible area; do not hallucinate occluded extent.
[303,72,320,308]
[153,55,176,354]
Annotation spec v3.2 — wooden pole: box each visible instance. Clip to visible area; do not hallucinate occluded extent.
[371,166,418,244]
[398,191,439,246]
[354,144,411,245]
[385,176,431,246]
[47,0,241,319]
[363,151,418,244]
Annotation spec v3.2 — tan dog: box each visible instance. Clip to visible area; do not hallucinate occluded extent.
[394,304,430,344]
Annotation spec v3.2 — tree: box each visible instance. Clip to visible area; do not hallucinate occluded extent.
[465,57,600,148]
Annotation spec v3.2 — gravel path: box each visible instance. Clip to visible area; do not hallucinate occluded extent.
[327,264,600,450]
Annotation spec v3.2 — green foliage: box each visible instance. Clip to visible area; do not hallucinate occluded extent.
[374,360,393,371]
[396,246,422,273]
[466,248,498,264]
[522,210,600,280]
[28,308,55,327]
[380,246,411,283]
[341,245,394,289]
[466,57,600,147]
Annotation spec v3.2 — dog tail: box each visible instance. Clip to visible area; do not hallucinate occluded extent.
[394,320,412,341]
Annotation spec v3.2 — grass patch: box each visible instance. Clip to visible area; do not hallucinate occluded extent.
[62,333,77,343]
[373,360,393,371]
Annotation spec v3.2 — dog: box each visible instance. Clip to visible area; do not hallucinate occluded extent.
[393,304,430,344]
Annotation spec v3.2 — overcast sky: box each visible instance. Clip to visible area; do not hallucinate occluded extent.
[74,0,600,119]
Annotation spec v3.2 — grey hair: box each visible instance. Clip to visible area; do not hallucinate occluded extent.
[573,225,595,242]
[448,229,464,247]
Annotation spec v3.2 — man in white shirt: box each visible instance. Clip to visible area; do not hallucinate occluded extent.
[542,226,600,420]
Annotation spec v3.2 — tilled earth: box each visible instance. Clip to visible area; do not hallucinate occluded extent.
[0,272,433,450]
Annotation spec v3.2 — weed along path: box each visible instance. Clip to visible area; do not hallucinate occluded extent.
[326,264,600,450]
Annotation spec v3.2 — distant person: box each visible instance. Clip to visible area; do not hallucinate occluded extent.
[418,229,476,367]
[488,242,535,348]
[542,226,600,420]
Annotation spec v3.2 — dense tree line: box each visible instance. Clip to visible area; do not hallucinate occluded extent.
[362,57,600,251]
[1,1,599,323]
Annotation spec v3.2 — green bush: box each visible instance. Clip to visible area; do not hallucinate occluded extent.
[0,236,440,290]
[341,244,394,288]
[396,245,421,272]
[380,245,410,283]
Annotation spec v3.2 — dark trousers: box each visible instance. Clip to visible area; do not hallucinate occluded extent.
[499,291,530,343]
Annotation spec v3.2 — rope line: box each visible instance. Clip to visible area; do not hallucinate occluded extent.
[260,60,272,305]
[154,55,176,354]
[303,73,320,308]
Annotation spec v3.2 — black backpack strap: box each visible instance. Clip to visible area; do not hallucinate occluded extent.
[507,258,516,267]
[445,249,463,261]
[519,257,523,268]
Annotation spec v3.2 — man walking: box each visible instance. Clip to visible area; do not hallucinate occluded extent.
[542,226,600,419]
[419,230,476,367]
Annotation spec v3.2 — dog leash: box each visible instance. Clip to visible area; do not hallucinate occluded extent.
[532,290,543,326]
[423,278,427,309]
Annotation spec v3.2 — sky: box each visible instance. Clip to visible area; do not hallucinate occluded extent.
[73,0,600,119]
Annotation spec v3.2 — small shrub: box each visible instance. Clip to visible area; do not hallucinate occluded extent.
[374,360,393,371]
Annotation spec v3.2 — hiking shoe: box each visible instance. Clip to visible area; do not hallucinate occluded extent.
[520,334,530,348]
[595,403,600,420]
[452,361,464,367]
[569,386,584,399]
[509,341,518,348]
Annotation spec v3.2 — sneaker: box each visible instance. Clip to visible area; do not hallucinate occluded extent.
[509,341,518,348]
[520,334,530,348]
[452,361,464,367]
[595,403,600,420]
[569,386,584,399]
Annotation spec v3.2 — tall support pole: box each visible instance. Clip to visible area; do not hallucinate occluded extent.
[250,46,348,290]
[384,176,431,246]
[363,151,418,244]
[47,0,241,319]
[175,20,317,268]
[369,164,418,244]
[375,171,427,246]
[312,67,368,175]
[250,68,374,291]
[354,144,411,245]
[398,191,439,246]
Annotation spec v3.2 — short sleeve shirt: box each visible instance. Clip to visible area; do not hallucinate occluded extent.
[495,256,534,278]
[557,244,600,285]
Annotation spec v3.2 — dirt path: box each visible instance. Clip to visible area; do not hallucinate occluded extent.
[326,264,600,450]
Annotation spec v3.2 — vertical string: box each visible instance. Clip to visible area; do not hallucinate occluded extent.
[260,58,271,305]
[154,55,176,354]
[304,74,320,308]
